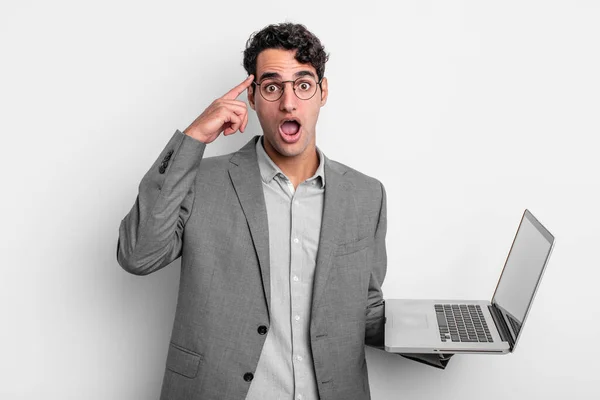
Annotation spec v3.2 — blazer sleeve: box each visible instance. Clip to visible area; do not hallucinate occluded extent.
[364,181,387,348]
[364,182,453,369]
[116,130,206,275]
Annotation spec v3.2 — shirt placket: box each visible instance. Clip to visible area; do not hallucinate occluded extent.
[290,183,306,400]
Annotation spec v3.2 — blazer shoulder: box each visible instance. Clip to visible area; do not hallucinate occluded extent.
[197,135,260,178]
[327,158,384,192]
[198,152,231,169]
[196,151,236,185]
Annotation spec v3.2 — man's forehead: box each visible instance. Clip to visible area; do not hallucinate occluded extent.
[256,49,317,79]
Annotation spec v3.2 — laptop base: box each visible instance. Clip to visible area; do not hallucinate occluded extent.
[384,299,511,354]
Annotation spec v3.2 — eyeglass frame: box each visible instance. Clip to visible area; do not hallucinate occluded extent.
[251,75,324,102]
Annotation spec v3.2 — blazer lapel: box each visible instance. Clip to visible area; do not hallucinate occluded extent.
[311,157,349,312]
[228,136,271,317]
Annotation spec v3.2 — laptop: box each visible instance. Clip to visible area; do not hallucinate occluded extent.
[384,209,555,354]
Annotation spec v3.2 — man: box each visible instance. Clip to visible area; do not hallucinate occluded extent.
[117,23,450,400]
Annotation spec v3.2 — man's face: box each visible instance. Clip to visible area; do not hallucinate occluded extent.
[248,48,328,160]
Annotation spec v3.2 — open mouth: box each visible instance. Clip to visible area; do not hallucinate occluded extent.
[278,118,302,144]
[280,119,301,135]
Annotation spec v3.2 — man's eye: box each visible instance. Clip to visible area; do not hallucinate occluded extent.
[298,82,311,91]
[265,84,280,93]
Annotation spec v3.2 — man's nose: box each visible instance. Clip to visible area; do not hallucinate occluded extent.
[279,83,297,112]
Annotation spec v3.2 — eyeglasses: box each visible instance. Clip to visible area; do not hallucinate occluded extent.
[253,76,323,102]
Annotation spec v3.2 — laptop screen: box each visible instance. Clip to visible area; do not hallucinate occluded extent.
[492,210,554,344]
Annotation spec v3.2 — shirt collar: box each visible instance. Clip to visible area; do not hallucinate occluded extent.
[255,136,326,188]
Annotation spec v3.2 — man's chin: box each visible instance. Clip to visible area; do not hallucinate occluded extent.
[267,135,308,158]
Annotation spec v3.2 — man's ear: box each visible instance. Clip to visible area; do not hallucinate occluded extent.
[248,85,256,110]
[319,76,328,107]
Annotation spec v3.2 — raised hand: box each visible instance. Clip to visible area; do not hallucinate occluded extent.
[183,75,254,144]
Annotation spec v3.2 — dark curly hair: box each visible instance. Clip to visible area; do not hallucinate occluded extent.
[243,23,329,85]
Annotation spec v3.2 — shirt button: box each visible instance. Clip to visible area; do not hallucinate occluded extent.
[293,275,299,282]
[296,355,303,361]
[297,394,303,400]
[293,238,299,244]
[243,372,254,382]
[295,315,300,321]
[294,200,300,206]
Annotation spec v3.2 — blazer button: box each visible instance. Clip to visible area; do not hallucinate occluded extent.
[159,165,166,174]
[243,372,254,382]
[163,150,173,162]
[257,325,268,335]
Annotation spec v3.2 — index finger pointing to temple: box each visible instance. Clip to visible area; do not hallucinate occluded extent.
[221,75,255,100]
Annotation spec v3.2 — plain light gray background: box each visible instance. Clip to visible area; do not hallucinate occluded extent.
[1,0,599,398]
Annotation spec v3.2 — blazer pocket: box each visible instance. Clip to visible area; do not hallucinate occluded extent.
[334,236,375,256]
[166,342,203,378]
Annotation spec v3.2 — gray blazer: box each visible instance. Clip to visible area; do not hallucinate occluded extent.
[117,130,388,400]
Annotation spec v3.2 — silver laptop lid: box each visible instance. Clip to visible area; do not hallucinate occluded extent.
[491,209,555,350]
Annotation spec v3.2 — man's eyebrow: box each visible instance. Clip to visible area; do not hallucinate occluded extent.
[258,72,281,81]
[258,70,317,81]
[294,70,316,79]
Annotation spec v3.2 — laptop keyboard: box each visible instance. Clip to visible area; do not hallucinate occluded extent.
[435,304,494,343]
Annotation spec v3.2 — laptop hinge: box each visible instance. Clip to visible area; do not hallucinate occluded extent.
[488,305,514,350]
